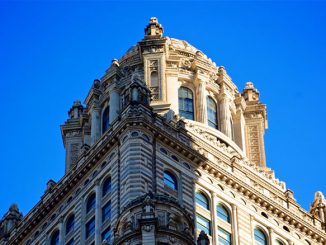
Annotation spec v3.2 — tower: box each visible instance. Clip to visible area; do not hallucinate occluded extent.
[1,17,325,245]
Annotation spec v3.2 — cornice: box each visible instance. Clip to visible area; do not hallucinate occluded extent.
[199,161,326,243]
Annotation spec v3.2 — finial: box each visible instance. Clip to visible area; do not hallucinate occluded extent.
[112,59,119,67]
[144,17,164,38]
[245,81,254,89]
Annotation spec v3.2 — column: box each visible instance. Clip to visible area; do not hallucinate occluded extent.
[233,108,247,153]
[211,192,218,245]
[59,217,64,245]
[91,104,101,145]
[109,89,120,124]
[95,181,101,245]
[231,204,239,245]
[196,81,207,123]
[268,227,273,245]
[219,93,232,137]
[178,173,184,205]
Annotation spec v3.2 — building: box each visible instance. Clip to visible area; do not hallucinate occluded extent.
[0,17,325,245]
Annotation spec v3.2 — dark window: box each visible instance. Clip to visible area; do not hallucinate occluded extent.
[102,227,112,242]
[102,201,111,222]
[196,214,211,235]
[195,192,210,210]
[50,230,60,245]
[207,96,218,129]
[102,177,112,197]
[86,193,96,213]
[66,215,75,234]
[217,204,231,223]
[86,218,95,238]
[178,87,194,120]
[218,227,231,245]
[66,239,74,245]
[102,106,110,133]
[254,228,267,245]
[163,171,177,190]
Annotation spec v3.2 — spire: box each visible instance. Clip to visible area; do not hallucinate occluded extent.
[144,17,164,38]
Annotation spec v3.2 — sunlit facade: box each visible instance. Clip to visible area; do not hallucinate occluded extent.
[1,18,325,245]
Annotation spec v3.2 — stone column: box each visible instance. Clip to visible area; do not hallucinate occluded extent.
[268,227,273,245]
[196,81,207,123]
[95,181,101,245]
[91,103,101,145]
[109,88,120,124]
[58,217,64,245]
[231,204,239,245]
[211,192,218,244]
[218,93,232,138]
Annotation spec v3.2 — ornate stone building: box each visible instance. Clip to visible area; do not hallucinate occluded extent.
[1,17,325,245]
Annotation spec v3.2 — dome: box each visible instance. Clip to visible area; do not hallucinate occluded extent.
[99,18,267,168]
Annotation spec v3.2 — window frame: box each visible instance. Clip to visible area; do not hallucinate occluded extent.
[217,204,231,223]
[102,177,112,197]
[65,214,75,235]
[207,96,218,129]
[195,191,210,210]
[178,86,195,120]
[254,227,268,245]
[86,193,96,214]
[163,170,178,190]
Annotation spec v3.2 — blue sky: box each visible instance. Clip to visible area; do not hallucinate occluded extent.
[0,1,325,217]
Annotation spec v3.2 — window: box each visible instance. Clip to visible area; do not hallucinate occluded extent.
[207,96,218,129]
[65,215,75,234]
[66,239,74,245]
[86,193,96,213]
[50,230,60,245]
[163,171,177,190]
[102,227,112,242]
[254,228,267,245]
[102,201,111,222]
[178,87,194,120]
[86,218,95,238]
[217,204,231,223]
[102,106,110,133]
[195,192,210,210]
[102,177,112,197]
[218,227,231,245]
[150,71,159,100]
[196,214,211,235]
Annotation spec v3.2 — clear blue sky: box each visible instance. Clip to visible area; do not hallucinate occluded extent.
[0,1,325,217]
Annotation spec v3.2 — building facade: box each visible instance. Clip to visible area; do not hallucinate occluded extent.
[1,17,325,245]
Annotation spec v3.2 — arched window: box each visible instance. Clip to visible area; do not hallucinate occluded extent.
[254,228,267,245]
[102,177,112,197]
[178,87,194,120]
[207,96,218,129]
[102,106,110,133]
[218,227,231,245]
[163,171,177,190]
[86,193,96,213]
[217,204,231,223]
[150,71,159,100]
[66,214,75,234]
[195,192,210,210]
[50,230,60,245]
